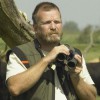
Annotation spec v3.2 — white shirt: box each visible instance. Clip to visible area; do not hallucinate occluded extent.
[6,53,94,100]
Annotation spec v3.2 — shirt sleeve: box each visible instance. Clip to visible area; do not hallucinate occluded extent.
[79,56,94,84]
[6,53,27,80]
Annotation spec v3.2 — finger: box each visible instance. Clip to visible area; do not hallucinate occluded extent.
[69,67,82,75]
[74,54,82,66]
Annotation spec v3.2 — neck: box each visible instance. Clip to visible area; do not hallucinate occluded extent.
[41,42,59,52]
[35,38,60,51]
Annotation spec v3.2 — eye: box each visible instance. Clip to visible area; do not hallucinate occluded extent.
[44,21,51,24]
[39,20,62,25]
[40,21,51,25]
[54,20,62,24]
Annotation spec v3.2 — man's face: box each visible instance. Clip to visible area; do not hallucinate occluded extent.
[34,9,63,44]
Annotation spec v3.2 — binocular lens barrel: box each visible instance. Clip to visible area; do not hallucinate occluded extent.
[57,52,77,68]
[67,58,77,68]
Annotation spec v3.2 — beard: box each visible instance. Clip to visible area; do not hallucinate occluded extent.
[37,32,62,44]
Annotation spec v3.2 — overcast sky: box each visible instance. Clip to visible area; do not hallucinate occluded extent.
[15,0,100,29]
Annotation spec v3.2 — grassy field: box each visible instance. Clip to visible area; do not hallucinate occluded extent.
[0,36,100,99]
[61,33,100,62]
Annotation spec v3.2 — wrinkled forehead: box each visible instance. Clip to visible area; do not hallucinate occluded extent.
[37,9,61,22]
[36,6,61,18]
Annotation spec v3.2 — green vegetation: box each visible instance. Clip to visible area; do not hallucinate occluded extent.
[61,33,100,62]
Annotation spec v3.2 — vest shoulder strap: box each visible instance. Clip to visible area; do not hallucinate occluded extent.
[6,47,30,68]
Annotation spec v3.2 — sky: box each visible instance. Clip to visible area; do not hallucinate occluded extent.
[14,0,100,29]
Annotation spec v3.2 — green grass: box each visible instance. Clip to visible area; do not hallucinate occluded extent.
[71,43,100,62]
[61,33,100,62]
[96,96,100,100]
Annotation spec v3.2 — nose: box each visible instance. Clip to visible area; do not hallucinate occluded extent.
[50,21,56,30]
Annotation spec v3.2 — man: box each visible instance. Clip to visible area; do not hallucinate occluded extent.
[6,2,97,100]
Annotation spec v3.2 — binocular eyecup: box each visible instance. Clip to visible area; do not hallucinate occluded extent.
[56,50,77,68]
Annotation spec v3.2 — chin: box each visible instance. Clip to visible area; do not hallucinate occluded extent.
[47,39,60,44]
[48,36,60,41]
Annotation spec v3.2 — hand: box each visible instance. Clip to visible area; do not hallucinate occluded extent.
[68,54,83,77]
[44,45,70,63]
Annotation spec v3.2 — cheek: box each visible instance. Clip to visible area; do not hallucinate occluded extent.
[60,24,63,30]
[40,26,49,34]
[36,27,48,36]
[57,24,62,30]
[36,27,44,33]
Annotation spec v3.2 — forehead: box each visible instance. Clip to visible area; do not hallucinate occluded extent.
[37,9,61,21]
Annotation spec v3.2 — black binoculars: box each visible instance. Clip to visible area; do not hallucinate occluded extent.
[56,46,82,68]
[57,50,77,68]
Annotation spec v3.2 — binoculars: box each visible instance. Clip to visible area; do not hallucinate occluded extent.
[56,46,82,68]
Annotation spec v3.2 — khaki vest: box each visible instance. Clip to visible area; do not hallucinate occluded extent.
[7,40,79,100]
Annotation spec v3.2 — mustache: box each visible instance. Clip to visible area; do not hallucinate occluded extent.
[49,32,59,35]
